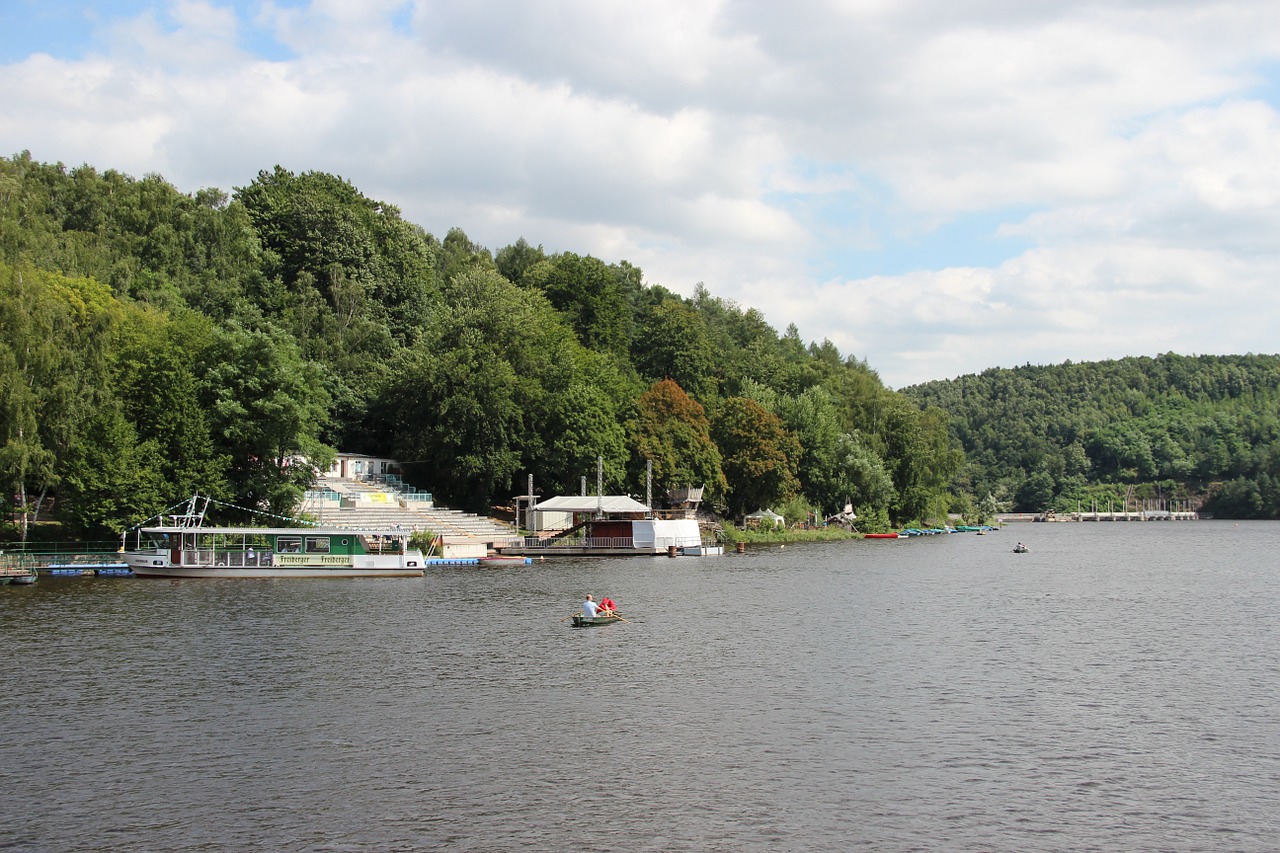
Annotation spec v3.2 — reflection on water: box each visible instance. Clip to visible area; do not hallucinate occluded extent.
[3,522,1279,851]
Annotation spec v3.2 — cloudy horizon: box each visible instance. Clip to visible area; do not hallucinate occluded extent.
[4,0,1280,387]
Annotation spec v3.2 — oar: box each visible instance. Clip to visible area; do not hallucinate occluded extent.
[610,613,633,623]
[560,614,577,622]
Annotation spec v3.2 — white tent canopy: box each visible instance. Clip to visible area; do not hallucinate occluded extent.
[745,508,785,527]
[534,495,651,514]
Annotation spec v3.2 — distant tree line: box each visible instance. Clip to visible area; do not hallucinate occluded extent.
[0,152,961,538]
[902,354,1280,519]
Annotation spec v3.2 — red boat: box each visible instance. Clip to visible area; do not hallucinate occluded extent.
[863,533,899,539]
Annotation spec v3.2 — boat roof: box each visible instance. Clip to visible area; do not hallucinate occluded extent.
[137,525,416,536]
[534,495,651,514]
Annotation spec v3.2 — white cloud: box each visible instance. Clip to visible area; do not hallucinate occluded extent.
[4,0,1280,387]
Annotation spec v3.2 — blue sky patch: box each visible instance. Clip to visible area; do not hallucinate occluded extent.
[814,206,1038,280]
[0,1,301,63]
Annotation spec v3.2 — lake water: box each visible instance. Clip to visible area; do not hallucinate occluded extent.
[3,521,1279,851]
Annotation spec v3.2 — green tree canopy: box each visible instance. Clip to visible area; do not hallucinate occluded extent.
[711,396,801,520]
[523,252,632,355]
[626,379,726,505]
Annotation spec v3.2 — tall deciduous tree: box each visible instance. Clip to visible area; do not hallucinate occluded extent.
[235,166,438,346]
[834,431,897,523]
[199,325,332,516]
[495,237,546,285]
[777,386,846,514]
[536,349,632,497]
[58,402,167,534]
[377,268,573,511]
[523,252,631,355]
[0,262,120,537]
[116,309,229,505]
[633,298,718,402]
[627,379,726,505]
[711,396,801,520]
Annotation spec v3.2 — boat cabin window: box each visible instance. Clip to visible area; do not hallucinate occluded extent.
[277,536,303,554]
[304,536,331,554]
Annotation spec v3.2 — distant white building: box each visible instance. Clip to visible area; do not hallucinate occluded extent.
[324,453,400,481]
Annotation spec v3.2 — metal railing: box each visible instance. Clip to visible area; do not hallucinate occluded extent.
[520,536,637,550]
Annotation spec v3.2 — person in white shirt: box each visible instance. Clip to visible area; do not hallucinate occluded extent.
[582,594,599,617]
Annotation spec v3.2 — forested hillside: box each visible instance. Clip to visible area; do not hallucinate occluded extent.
[0,152,960,538]
[903,354,1280,519]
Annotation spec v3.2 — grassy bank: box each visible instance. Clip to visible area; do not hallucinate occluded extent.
[720,525,860,544]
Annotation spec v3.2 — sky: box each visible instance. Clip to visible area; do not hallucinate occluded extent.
[3,0,1280,388]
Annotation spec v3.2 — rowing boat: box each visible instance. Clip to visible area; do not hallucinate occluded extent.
[478,555,531,567]
[571,614,624,627]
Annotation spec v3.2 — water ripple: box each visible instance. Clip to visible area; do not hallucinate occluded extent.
[4,522,1280,850]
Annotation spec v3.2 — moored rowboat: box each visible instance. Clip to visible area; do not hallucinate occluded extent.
[478,555,532,567]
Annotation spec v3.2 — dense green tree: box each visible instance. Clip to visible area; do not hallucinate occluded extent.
[777,386,846,514]
[880,404,963,524]
[199,325,332,516]
[116,309,229,504]
[905,353,1280,516]
[0,261,123,536]
[58,402,167,534]
[632,297,718,402]
[711,396,801,520]
[834,431,897,522]
[436,226,496,286]
[495,237,546,285]
[235,166,438,345]
[536,349,633,497]
[376,267,584,511]
[523,252,631,355]
[626,379,726,505]
[1016,470,1056,512]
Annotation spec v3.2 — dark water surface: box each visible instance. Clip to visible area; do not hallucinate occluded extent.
[3,521,1279,851]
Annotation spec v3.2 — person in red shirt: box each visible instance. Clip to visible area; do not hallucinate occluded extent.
[598,596,617,615]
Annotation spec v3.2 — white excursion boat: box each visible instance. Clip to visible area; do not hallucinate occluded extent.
[123,496,426,579]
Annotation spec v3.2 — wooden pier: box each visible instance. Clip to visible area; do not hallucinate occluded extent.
[1072,509,1198,521]
[1074,495,1198,521]
[0,551,131,577]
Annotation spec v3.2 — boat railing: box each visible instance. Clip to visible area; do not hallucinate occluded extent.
[1,551,126,570]
[519,536,636,550]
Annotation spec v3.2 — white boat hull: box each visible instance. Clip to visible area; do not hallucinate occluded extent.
[127,565,421,578]
[121,503,427,579]
[124,551,424,579]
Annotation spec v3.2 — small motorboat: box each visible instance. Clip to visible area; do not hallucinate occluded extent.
[1012,544,1030,553]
